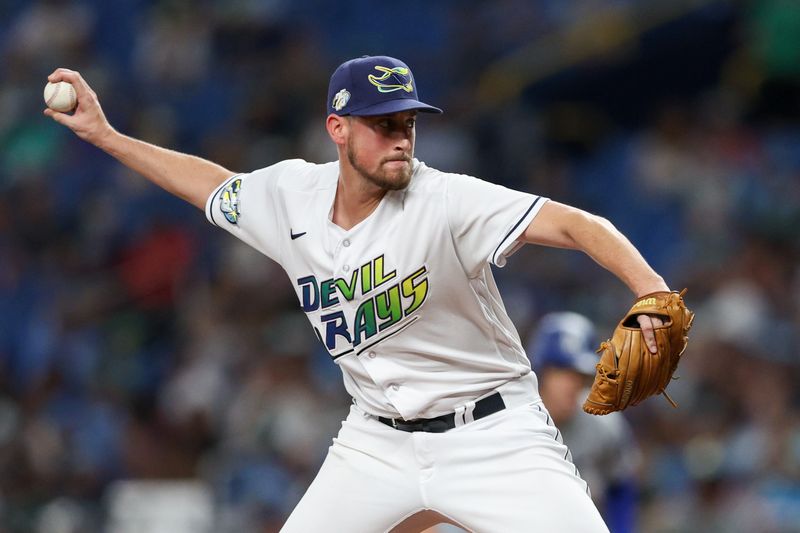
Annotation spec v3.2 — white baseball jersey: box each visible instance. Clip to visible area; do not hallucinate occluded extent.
[205,158,549,420]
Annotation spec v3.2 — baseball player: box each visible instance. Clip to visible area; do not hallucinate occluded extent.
[45,55,670,532]
[528,312,640,533]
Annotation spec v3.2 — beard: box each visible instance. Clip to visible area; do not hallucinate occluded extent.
[347,140,412,191]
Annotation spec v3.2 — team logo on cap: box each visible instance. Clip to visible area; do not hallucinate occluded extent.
[332,88,351,111]
[219,178,241,224]
[368,66,413,93]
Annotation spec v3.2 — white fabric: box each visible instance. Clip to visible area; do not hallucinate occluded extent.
[206,158,549,420]
[281,380,608,532]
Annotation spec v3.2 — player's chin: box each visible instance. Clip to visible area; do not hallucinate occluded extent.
[382,172,412,190]
[368,169,409,191]
[381,163,412,190]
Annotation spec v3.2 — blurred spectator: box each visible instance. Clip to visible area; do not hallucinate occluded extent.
[528,312,640,533]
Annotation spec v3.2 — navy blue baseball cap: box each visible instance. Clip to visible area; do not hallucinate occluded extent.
[527,312,599,376]
[327,55,443,116]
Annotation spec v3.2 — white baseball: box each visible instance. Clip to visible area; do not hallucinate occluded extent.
[43,81,77,113]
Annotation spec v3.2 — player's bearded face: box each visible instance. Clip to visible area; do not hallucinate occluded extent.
[346,114,416,190]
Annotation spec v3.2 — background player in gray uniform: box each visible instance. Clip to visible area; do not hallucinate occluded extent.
[528,312,640,533]
[45,55,671,532]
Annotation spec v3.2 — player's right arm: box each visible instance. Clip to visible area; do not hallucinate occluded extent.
[43,68,235,210]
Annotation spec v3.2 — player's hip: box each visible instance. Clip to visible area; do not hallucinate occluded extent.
[338,373,563,445]
[335,397,582,491]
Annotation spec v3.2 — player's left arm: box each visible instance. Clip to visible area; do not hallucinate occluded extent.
[522,201,668,296]
[521,201,668,351]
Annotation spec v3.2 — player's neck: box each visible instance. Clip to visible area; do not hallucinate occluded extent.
[331,170,387,231]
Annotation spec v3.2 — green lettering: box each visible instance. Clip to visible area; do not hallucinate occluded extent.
[360,262,372,294]
[335,270,359,301]
[353,299,377,346]
[376,285,402,330]
[401,266,429,316]
[373,255,396,288]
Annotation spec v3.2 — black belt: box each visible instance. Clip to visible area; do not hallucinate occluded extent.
[377,392,506,433]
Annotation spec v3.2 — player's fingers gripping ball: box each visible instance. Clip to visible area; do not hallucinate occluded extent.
[43,81,77,113]
[583,289,694,415]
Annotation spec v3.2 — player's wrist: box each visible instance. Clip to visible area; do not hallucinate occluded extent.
[93,124,121,152]
[633,276,669,298]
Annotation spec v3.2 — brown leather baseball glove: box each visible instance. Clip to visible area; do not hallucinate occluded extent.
[583,289,694,415]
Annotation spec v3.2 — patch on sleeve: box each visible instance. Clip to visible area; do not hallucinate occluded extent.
[219,178,242,224]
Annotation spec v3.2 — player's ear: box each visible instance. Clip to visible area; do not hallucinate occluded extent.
[326,114,348,146]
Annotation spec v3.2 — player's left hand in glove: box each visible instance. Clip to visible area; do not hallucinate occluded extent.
[583,289,694,415]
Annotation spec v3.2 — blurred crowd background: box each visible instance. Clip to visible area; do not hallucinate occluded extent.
[0,0,799,531]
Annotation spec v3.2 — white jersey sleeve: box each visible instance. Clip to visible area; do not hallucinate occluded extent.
[204,160,297,263]
[445,172,548,276]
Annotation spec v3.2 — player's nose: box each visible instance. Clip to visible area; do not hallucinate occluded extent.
[394,134,412,152]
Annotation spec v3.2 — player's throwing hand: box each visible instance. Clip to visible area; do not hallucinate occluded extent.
[43,68,113,147]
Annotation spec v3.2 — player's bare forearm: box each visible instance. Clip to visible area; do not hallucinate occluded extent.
[522,201,669,297]
[98,130,235,209]
[43,68,234,210]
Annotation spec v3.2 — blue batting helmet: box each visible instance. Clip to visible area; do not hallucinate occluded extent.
[527,312,599,376]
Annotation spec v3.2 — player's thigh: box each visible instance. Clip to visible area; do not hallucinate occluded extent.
[429,404,608,533]
[458,462,607,533]
[281,410,423,533]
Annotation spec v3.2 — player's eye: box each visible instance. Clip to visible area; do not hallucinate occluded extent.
[406,119,416,129]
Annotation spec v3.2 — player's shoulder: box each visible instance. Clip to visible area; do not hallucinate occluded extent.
[244,159,338,191]
[407,159,477,194]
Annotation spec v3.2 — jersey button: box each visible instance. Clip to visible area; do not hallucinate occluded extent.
[342,264,350,272]
[342,239,351,247]
[367,351,376,359]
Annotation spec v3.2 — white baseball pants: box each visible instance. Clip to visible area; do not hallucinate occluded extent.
[281,376,609,532]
